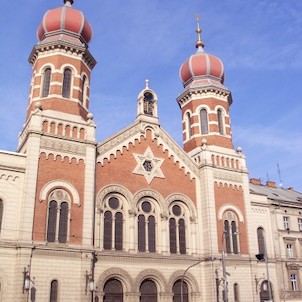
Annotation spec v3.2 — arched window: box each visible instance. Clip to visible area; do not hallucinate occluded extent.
[104,278,123,302]
[138,200,156,253]
[50,280,58,302]
[81,75,87,104]
[260,280,273,302]
[42,67,51,97]
[223,211,239,254]
[234,283,239,302]
[217,108,224,135]
[257,227,265,255]
[103,197,123,251]
[140,279,157,302]
[46,190,70,243]
[169,203,187,254]
[173,279,188,302]
[0,199,3,233]
[186,112,192,140]
[143,92,154,116]
[62,68,72,98]
[200,109,209,134]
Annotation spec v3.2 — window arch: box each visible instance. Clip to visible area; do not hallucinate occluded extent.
[143,92,154,116]
[257,227,266,255]
[62,68,72,98]
[138,200,156,253]
[42,67,51,97]
[104,278,123,302]
[169,202,187,254]
[223,211,239,254]
[185,112,192,140]
[81,75,87,104]
[200,108,209,134]
[217,108,224,135]
[103,196,124,251]
[140,279,157,302]
[46,190,70,243]
[234,283,239,302]
[173,279,188,302]
[50,280,58,302]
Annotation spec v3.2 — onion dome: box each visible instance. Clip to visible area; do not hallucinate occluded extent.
[37,0,93,46]
[179,19,225,88]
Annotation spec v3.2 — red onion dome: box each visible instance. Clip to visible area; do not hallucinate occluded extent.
[179,47,225,86]
[37,0,93,45]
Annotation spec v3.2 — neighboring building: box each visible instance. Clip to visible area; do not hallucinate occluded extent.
[0,1,301,301]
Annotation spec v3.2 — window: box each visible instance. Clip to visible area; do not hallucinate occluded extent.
[186,112,192,140]
[50,280,58,302]
[140,279,157,302]
[42,67,51,97]
[143,92,154,116]
[172,280,188,302]
[283,216,290,230]
[80,75,87,104]
[234,283,239,302]
[103,197,123,251]
[223,211,239,254]
[200,109,209,134]
[62,68,72,98]
[46,190,70,243]
[286,244,294,258]
[138,200,156,253]
[0,199,3,233]
[104,278,123,302]
[298,218,302,231]
[291,274,298,291]
[257,227,266,255]
[169,203,187,254]
[217,108,224,135]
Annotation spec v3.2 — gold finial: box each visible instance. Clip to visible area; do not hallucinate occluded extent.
[195,16,204,49]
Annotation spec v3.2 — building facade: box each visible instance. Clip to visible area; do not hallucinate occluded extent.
[0,1,301,301]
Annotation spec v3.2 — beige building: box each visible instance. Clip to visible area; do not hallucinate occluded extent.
[0,1,301,301]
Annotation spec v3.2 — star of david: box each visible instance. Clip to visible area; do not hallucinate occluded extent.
[133,147,165,184]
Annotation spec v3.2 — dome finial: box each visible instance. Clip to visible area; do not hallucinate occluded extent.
[64,0,74,7]
[195,15,205,50]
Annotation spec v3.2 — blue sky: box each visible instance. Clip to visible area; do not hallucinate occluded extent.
[0,0,301,191]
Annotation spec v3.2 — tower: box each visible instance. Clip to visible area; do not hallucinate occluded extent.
[17,0,97,248]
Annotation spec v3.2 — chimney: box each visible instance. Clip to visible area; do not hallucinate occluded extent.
[250,178,261,185]
[266,181,277,188]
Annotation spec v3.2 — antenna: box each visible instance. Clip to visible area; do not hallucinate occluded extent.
[277,163,283,188]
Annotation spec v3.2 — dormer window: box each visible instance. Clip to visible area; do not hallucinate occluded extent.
[143,92,154,116]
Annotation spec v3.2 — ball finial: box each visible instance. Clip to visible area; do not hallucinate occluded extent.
[64,0,74,6]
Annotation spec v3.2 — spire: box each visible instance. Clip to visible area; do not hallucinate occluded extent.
[64,0,74,7]
[195,16,205,50]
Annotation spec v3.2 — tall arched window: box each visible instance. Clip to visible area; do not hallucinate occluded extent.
[103,197,123,251]
[46,190,70,243]
[42,67,51,97]
[173,279,188,302]
[143,92,154,116]
[140,279,157,302]
[0,199,3,234]
[217,108,224,135]
[62,68,72,98]
[223,211,239,254]
[257,227,265,255]
[200,109,209,134]
[104,278,123,302]
[138,200,156,253]
[169,203,187,254]
[186,112,192,140]
[50,280,58,302]
[234,283,239,302]
[81,75,87,104]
